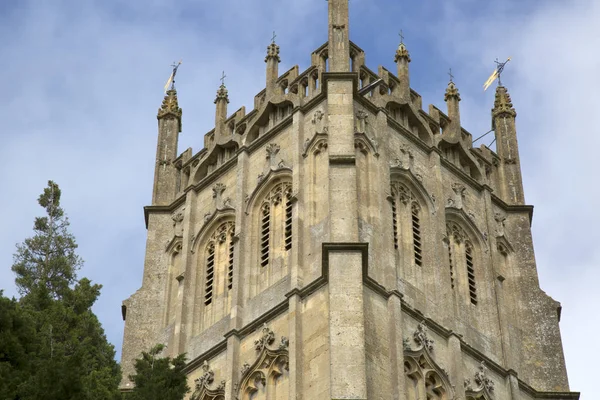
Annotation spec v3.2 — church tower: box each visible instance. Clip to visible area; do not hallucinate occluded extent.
[120,2,579,399]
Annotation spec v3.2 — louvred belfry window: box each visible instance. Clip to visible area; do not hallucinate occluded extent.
[203,221,235,306]
[391,182,424,266]
[259,181,293,267]
[446,221,478,306]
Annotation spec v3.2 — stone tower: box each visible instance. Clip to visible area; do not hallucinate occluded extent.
[120,1,579,399]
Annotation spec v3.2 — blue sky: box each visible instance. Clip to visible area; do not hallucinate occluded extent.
[0,0,597,397]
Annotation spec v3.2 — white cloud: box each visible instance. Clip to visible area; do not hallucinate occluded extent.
[0,0,595,397]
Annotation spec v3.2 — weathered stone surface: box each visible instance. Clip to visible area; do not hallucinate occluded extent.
[120,1,578,399]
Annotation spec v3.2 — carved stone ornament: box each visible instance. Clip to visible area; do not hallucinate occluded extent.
[311,110,327,134]
[212,183,226,199]
[449,182,466,209]
[237,324,289,400]
[413,321,434,351]
[195,361,214,388]
[190,360,226,400]
[474,362,495,392]
[464,361,495,399]
[172,208,185,236]
[390,146,414,170]
[172,210,184,224]
[254,323,275,352]
[404,331,454,400]
[356,110,369,134]
[266,143,280,167]
[494,212,506,237]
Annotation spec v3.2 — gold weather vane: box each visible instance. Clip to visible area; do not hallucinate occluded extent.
[164,60,182,93]
[483,57,511,91]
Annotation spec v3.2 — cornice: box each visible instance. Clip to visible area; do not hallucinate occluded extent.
[490,194,534,224]
[143,195,187,229]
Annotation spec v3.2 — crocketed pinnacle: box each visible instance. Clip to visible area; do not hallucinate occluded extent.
[214,84,230,104]
[444,81,461,102]
[157,89,182,120]
[492,85,516,118]
[394,42,411,63]
[265,42,281,63]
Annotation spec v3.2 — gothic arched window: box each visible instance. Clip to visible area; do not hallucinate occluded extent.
[259,181,293,268]
[391,182,424,267]
[203,221,235,306]
[446,221,478,305]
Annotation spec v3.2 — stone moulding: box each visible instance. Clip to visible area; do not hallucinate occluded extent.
[302,132,328,158]
[190,211,235,254]
[244,167,293,215]
[236,324,289,400]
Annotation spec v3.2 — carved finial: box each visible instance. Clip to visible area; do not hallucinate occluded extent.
[194,360,215,389]
[241,362,251,376]
[215,74,229,104]
[394,33,411,63]
[254,323,275,352]
[444,80,461,102]
[413,321,434,351]
[492,85,516,118]
[265,41,281,63]
[474,361,495,392]
[157,89,183,126]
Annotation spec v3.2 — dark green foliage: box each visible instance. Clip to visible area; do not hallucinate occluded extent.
[0,291,36,399]
[127,344,190,400]
[4,181,122,400]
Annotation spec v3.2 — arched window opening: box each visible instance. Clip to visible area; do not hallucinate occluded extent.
[466,242,477,305]
[205,243,215,305]
[284,187,293,251]
[258,181,293,269]
[391,181,425,266]
[228,237,235,290]
[447,241,455,289]
[446,221,479,306]
[202,221,235,306]
[412,202,423,267]
[260,204,271,267]
[392,198,399,249]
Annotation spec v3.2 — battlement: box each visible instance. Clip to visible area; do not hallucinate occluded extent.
[170,38,505,199]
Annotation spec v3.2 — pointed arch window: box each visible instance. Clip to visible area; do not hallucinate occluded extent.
[391,182,424,267]
[258,181,293,268]
[203,221,235,306]
[446,221,478,305]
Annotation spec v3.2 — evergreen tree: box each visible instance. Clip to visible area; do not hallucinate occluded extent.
[127,344,189,400]
[0,291,35,399]
[8,181,122,400]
